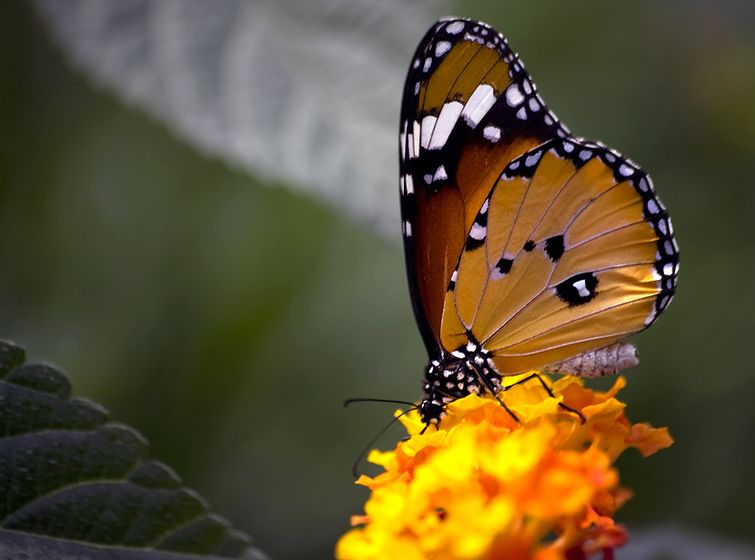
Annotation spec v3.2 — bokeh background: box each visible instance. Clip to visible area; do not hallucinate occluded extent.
[2,0,755,558]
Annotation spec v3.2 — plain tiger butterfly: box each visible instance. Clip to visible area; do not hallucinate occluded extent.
[399,18,679,425]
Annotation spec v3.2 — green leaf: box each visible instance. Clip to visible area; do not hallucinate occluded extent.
[0,340,269,560]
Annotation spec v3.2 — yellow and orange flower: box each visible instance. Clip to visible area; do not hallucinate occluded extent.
[336,375,672,560]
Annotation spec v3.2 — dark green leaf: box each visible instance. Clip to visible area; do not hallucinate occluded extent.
[0,340,269,560]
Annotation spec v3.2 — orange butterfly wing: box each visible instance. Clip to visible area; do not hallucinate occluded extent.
[399,18,570,356]
[400,18,678,374]
[446,139,678,374]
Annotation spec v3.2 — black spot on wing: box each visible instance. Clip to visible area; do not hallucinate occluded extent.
[555,272,598,306]
[544,235,564,262]
[495,257,512,276]
[523,240,535,252]
[466,235,485,251]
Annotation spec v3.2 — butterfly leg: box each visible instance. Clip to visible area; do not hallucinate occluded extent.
[502,373,586,423]
[468,362,520,423]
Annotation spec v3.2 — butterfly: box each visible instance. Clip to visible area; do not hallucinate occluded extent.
[399,18,679,425]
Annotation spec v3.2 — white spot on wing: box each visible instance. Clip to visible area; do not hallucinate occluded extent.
[483,125,501,143]
[403,221,412,237]
[446,21,465,34]
[619,163,634,177]
[399,121,407,161]
[525,151,542,168]
[435,41,451,57]
[573,279,591,298]
[404,174,414,194]
[470,222,486,240]
[461,84,497,128]
[428,101,464,150]
[411,121,420,159]
[464,32,484,45]
[420,115,438,150]
[505,83,524,107]
[423,57,432,72]
[433,165,448,182]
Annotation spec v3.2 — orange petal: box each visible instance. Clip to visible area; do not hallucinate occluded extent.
[627,424,674,457]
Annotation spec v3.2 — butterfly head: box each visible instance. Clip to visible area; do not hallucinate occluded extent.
[420,342,502,425]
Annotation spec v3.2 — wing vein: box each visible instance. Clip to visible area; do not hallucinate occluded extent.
[480,172,625,345]
[492,294,658,353]
[495,329,640,358]
[420,40,485,116]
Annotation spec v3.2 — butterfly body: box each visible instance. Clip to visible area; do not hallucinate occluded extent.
[401,19,679,425]
[420,337,501,424]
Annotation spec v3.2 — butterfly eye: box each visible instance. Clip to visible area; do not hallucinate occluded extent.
[399,18,679,426]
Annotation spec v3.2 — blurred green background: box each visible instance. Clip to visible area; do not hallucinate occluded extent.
[2,1,755,558]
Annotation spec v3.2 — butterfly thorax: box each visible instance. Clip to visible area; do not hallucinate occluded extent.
[420,342,502,425]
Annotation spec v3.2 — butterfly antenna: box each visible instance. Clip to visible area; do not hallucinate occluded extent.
[344,397,418,408]
[349,407,416,479]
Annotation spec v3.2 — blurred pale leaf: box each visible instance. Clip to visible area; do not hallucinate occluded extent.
[31,0,450,237]
[0,340,268,560]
